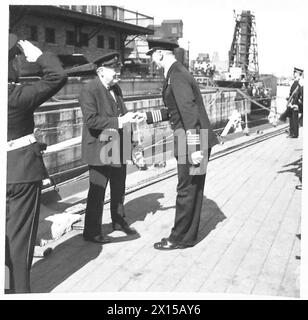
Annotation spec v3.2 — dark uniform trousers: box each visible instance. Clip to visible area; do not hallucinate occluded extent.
[289,108,299,138]
[288,80,302,138]
[83,165,127,238]
[169,149,211,246]
[145,61,218,247]
[6,182,42,293]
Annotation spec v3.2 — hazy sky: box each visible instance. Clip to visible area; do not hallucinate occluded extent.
[109,0,307,76]
[3,0,307,75]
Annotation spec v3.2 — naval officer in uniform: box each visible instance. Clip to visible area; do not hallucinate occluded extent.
[79,52,139,244]
[287,67,304,138]
[6,34,67,293]
[141,38,219,250]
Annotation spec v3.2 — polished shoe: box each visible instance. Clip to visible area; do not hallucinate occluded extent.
[153,238,189,250]
[83,234,112,244]
[112,216,138,235]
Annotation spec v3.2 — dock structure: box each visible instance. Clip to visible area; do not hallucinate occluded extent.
[30,125,302,298]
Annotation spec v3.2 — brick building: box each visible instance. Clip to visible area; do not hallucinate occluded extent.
[9,5,153,64]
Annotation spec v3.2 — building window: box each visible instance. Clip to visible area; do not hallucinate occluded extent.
[45,28,55,43]
[80,33,89,47]
[66,31,76,45]
[97,35,104,48]
[29,26,38,41]
[171,27,177,34]
[109,37,115,49]
[80,5,87,13]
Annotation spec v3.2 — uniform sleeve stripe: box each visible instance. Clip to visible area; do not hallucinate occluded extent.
[187,140,201,143]
[154,110,158,122]
[187,134,201,144]
[151,110,163,123]
[187,137,201,140]
[187,142,201,145]
[155,110,159,122]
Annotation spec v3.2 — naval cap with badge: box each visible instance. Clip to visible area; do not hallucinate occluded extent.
[146,38,179,56]
[293,67,304,75]
[93,52,121,69]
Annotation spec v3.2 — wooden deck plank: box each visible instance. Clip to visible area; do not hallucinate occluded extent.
[206,174,296,294]
[117,143,268,292]
[55,141,259,292]
[252,188,301,297]
[30,130,302,297]
[174,134,297,293]
[224,176,295,295]
[278,219,301,298]
[226,145,302,297]
[52,184,178,293]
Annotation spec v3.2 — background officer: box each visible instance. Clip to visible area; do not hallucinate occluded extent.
[142,38,219,250]
[79,52,139,244]
[6,34,67,293]
[287,67,304,138]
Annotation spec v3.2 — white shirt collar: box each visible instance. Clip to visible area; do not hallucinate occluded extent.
[98,74,110,90]
[164,60,177,78]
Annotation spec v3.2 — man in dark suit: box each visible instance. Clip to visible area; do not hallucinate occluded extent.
[6,34,67,293]
[285,67,304,138]
[79,52,139,244]
[141,38,219,250]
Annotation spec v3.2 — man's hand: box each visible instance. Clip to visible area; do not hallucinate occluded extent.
[133,112,147,123]
[18,40,42,62]
[119,112,136,126]
[191,151,204,165]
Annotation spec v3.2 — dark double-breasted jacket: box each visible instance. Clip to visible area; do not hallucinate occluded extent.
[289,80,304,113]
[146,61,218,161]
[79,78,131,166]
[7,52,68,184]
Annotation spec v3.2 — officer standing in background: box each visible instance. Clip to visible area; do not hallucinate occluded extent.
[79,52,139,244]
[6,34,67,293]
[286,67,304,138]
[141,38,219,250]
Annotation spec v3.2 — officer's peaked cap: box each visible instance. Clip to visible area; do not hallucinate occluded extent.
[93,52,121,69]
[294,67,304,74]
[146,38,179,56]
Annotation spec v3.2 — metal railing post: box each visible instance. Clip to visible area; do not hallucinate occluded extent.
[243,99,249,135]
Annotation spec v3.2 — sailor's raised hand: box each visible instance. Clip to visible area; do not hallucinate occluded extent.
[17,40,42,62]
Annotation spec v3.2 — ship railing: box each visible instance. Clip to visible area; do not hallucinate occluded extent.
[36,95,279,145]
[37,91,282,189]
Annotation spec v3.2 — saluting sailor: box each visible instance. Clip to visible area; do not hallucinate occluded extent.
[6,34,67,293]
[141,38,219,250]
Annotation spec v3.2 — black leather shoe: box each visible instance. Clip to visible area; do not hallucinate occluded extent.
[113,222,138,235]
[83,234,112,244]
[153,238,189,250]
[112,216,138,235]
